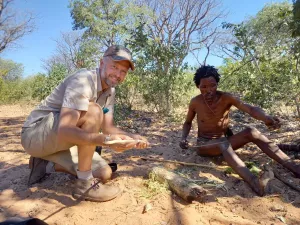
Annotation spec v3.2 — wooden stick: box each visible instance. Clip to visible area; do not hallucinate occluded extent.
[277,144,300,152]
[273,170,300,193]
[104,140,144,145]
[130,156,220,169]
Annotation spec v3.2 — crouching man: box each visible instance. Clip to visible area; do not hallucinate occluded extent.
[21,45,149,202]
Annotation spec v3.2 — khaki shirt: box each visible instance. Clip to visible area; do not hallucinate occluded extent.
[23,68,115,128]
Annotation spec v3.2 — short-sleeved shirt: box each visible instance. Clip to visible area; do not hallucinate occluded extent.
[23,68,115,128]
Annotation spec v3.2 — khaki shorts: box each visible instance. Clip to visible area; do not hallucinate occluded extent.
[21,112,108,175]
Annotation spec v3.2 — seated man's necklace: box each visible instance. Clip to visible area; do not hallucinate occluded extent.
[203,95,227,131]
[203,95,216,116]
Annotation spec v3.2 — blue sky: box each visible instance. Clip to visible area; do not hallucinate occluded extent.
[1,0,291,77]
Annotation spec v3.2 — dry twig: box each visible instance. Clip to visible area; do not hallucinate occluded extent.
[130,156,221,170]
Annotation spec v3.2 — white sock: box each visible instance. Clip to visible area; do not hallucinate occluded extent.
[76,170,94,180]
[45,162,55,173]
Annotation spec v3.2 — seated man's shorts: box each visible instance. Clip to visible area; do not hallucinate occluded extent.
[197,136,213,145]
[195,136,229,157]
[21,112,108,175]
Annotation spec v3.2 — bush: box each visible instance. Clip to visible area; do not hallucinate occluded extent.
[0,78,36,104]
[116,72,142,110]
[32,64,68,101]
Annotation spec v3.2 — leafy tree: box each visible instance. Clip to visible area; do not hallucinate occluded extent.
[0,57,23,80]
[0,0,35,54]
[116,73,141,110]
[69,0,149,50]
[30,73,47,99]
[126,21,189,113]
[292,0,300,116]
[125,0,224,114]
[33,64,68,100]
[0,61,39,104]
[219,2,300,116]
[292,0,300,37]
[69,0,224,114]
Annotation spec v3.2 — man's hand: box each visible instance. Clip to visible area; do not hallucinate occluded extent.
[126,134,150,149]
[265,116,281,130]
[179,139,189,149]
[103,134,134,152]
[104,134,149,152]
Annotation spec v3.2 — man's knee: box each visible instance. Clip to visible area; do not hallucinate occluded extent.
[93,165,112,182]
[218,140,231,153]
[245,127,261,140]
[78,103,103,131]
[87,103,103,119]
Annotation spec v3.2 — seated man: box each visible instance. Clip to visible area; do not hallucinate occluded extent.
[21,45,149,202]
[179,65,300,196]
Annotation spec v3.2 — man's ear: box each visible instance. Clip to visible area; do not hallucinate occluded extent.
[100,58,104,67]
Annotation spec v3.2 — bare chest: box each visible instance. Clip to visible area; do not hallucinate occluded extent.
[195,99,230,124]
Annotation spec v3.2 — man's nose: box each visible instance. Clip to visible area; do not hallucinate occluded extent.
[115,70,122,79]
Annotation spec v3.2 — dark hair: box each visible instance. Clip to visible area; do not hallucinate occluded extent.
[193,65,221,87]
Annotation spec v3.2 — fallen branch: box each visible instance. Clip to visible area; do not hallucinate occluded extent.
[277,144,300,152]
[130,156,220,169]
[149,167,207,203]
[273,170,300,193]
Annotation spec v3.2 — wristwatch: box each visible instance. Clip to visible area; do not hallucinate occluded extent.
[104,135,111,144]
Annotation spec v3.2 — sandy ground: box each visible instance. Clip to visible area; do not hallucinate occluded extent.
[0,103,300,225]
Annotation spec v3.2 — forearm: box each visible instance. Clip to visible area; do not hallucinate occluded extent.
[249,106,270,122]
[58,126,106,146]
[181,122,192,140]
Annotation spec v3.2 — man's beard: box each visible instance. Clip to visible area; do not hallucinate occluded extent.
[101,65,117,87]
[105,77,115,88]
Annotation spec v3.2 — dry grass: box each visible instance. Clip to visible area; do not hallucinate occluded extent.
[139,172,170,199]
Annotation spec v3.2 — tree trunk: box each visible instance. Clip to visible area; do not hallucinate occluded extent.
[149,167,207,203]
[273,169,300,193]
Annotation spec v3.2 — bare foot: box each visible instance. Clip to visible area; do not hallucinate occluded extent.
[258,165,274,196]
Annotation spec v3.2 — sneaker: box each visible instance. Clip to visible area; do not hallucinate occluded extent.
[0,217,48,225]
[28,157,48,186]
[72,178,121,202]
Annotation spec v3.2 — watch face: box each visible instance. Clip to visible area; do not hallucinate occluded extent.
[104,135,111,142]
